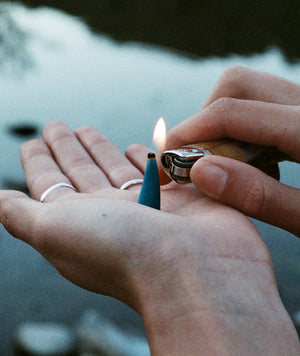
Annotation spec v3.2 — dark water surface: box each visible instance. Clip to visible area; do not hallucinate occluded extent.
[0,2,299,355]
[21,0,300,62]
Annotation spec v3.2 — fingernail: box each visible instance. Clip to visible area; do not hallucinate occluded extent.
[192,161,228,198]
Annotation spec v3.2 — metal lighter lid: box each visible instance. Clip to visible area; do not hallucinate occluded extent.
[161,146,207,183]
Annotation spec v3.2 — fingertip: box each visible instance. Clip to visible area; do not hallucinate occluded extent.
[42,120,67,137]
[190,157,229,199]
[165,126,186,150]
[75,125,102,139]
[125,143,145,157]
[74,125,94,135]
[165,110,221,150]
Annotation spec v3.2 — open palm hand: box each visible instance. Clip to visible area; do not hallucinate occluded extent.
[0,121,269,303]
[0,121,298,354]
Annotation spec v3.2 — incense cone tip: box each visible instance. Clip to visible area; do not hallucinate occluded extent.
[147,152,156,159]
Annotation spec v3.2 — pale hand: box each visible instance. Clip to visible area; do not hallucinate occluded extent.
[165,66,300,237]
[0,121,298,354]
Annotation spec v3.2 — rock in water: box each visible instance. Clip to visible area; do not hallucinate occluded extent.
[76,310,150,356]
[7,123,39,138]
[14,322,77,355]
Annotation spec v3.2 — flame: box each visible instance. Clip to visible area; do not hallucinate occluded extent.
[153,117,167,151]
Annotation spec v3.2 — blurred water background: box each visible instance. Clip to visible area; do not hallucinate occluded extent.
[0,1,299,354]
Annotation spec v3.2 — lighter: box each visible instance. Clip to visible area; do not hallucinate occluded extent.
[161,139,290,184]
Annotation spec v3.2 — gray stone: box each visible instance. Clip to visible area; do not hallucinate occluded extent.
[293,310,300,336]
[76,310,150,356]
[14,322,77,355]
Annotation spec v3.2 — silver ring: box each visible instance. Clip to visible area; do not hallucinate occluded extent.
[40,183,76,203]
[120,179,143,190]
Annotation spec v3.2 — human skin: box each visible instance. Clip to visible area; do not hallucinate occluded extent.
[0,121,299,354]
[164,66,300,237]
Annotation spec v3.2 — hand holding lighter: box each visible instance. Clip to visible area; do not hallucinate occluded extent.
[161,139,290,184]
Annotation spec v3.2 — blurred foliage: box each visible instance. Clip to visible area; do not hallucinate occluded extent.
[17,0,300,61]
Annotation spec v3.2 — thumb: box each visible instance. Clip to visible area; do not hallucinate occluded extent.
[190,156,300,237]
[0,191,41,244]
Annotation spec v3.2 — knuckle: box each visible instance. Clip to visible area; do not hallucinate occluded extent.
[109,164,137,180]
[204,97,240,136]
[67,159,93,177]
[206,97,238,128]
[209,97,237,113]
[20,139,47,159]
[86,131,109,148]
[221,65,248,81]
[221,65,248,79]
[219,65,250,97]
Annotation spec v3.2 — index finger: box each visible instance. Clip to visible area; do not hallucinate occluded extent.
[202,66,300,109]
[166,99,300,162]
[166,67,300,151]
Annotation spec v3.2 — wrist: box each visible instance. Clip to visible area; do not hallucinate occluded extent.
[131,227,299,355]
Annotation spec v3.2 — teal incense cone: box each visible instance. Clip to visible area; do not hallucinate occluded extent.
[138,153,160,210]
